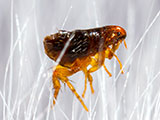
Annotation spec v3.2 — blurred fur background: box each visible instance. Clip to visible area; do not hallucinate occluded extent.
[0,0,160,119]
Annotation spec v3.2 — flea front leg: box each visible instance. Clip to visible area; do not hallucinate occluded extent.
[102,64,112,77]
[105,47,124,74]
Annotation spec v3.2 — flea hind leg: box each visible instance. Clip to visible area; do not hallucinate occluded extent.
[60,75,89,112]
[52,73,61,105]
[52,65,88,111]
[52,65,74,106]
[81,68,88,98]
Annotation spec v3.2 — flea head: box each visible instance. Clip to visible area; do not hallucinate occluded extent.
[105,26,127,48]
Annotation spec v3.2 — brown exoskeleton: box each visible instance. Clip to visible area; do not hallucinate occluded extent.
[44,25,127,111]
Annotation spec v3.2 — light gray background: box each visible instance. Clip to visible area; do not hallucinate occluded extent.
[0,0,160,120]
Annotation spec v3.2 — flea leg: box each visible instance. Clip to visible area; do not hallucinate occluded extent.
[112,52,124,74]
[52,65,75,105]
[88,72,94,94]
[88,52,105,73]
[73,58,91,97]
[82,68,88,98]
[103,64,112,77]
[61,76,89,112]
[52,65,88,112]
[105,47,124,74]
[52,73,61,105]
[87,51,105,93]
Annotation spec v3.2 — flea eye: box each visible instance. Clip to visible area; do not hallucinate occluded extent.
[117,32,121,36]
